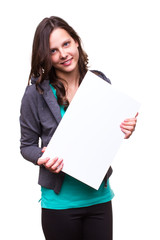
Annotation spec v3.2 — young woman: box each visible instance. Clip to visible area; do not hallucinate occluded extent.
[20,16,137,240]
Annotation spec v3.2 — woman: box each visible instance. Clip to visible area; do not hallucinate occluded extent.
[20,16,137,240]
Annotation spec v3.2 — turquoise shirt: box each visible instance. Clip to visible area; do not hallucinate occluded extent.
[41,85,114,209]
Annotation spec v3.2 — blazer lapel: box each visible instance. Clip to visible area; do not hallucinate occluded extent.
[41,80,62,124]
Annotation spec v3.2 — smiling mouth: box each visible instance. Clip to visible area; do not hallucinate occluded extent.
[61,58,72,66]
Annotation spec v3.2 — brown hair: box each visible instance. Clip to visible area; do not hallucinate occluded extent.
[29,16,88,109]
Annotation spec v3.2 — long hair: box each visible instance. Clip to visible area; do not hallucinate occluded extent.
[29,16,88,109]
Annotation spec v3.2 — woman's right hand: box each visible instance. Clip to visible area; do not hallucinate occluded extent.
[37,147,64,174]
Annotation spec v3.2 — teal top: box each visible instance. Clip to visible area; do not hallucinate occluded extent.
[41,84,114,210]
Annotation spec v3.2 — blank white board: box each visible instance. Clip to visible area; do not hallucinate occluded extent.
[43,71,140,189]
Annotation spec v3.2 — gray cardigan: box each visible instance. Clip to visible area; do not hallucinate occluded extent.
[20,70,112,194]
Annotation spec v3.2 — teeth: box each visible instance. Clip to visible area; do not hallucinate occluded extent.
[62,59,72,64]
[60,59,72,65]
[64,60,70,64]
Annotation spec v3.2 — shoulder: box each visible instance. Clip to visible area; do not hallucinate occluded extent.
[20,83,45,114]
[21,84,38,104]
[21,78,50,101]
[90,70,111,84]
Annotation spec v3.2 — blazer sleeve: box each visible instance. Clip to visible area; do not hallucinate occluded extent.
[90,70,111,84]
[20,85,43,165]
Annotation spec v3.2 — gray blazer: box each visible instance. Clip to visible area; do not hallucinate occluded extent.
[20,70,112,194]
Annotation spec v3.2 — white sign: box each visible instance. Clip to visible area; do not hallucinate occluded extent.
[43,71,140,189]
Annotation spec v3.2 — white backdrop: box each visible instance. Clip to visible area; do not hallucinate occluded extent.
[0,0,160,239]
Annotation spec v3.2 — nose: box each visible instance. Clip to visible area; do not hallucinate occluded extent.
[59,48,68,59]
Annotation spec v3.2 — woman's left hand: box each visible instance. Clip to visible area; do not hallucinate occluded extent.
[120,113,138,139]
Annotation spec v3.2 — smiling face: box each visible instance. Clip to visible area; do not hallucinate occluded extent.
[49,28,79,76]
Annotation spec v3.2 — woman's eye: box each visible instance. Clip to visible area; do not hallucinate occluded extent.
[64,42,70,47]
[51,49,56,54]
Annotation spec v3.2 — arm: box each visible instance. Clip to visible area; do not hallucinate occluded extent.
[20,86,42,165]
[20,86,64,172]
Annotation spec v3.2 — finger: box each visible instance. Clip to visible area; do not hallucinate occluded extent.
[54,162,64,174]
[121,128,131,139]
[45,157,59,168]
[120,123,135,131]
[37,157,50,166]
[123,118,137,123]
[41,147,47,153]
[135,112,139,118]
[121,121,136,127]
[50,158,63,171]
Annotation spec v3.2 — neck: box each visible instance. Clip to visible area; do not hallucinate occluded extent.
[56,68,80,103]
[56,68,80,88]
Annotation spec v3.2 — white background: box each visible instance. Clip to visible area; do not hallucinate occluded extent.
[0,0,160,239]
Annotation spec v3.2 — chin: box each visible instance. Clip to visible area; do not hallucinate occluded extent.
[60,63,78,73]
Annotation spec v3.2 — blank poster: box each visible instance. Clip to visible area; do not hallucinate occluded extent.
[42,71,140,189]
